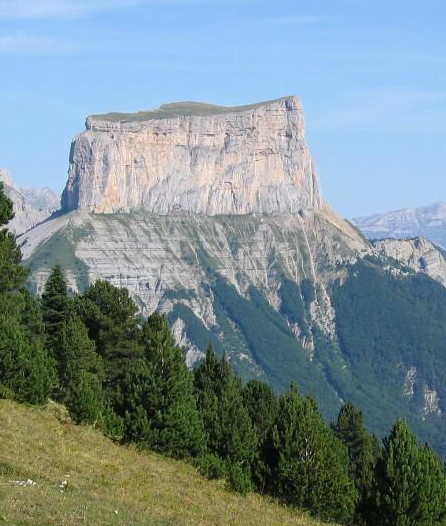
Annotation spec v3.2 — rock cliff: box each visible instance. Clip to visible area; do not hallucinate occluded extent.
[61,97,322,215]
[373,237,446,287]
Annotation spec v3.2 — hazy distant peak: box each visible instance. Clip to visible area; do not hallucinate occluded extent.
[352,201,446,249]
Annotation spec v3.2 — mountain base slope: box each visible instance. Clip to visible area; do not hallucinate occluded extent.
[0,400,334,526]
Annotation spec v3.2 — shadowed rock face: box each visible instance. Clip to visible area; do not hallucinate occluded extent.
[61,97,322,215]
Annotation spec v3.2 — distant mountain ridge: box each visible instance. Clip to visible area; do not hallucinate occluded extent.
[0,169,59,235]
[352,202,446,249]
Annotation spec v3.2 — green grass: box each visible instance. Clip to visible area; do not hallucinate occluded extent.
[0,400,336,526]
[89,97,295,123]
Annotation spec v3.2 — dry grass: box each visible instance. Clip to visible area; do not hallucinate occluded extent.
[0,400,334,526]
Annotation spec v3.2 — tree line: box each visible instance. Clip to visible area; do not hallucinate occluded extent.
[1,182,446,525]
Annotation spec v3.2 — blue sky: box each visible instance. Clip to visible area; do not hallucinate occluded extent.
[0,0,445,217]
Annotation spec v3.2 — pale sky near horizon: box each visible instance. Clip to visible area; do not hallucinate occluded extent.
[0,0,445,217]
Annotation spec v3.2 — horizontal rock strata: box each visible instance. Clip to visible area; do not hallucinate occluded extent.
[62,97,322,215]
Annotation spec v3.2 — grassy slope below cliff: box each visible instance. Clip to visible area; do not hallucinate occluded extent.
[0,400,334,526]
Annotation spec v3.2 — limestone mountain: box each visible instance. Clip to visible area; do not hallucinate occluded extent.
[0,169,59,235]
[61,97,321,215]
[352,202,446,249]
[17,97,446,457]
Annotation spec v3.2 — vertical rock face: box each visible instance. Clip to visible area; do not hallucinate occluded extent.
[62,97,322,215]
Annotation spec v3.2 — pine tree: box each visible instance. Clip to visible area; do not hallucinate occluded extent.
[242,379,279,492]
[0,294,52,404]
[79,280,142,381]
[0,182,27,293]
[374,419,446,526]
[0,182,13,224]
[41,265,72,374]
[243,380,278,442]
[415,444,446,525]
[194,346,257,486]
[123,312,205,459]
[0,183,52,404]
[77,280,143,431]
[334,402,378,524]
[269,385,356,524]
[58,313,104,424]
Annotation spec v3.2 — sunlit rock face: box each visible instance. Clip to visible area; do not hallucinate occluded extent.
[61,97,322,216]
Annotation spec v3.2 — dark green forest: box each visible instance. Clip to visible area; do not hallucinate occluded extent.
[2,183,446,525]
[332,257,446,457]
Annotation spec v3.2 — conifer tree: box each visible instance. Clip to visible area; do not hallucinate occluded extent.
[79,280,142,380]
[242,380,279,492]
[269,385,356,524]
[0,183,52,404]
[243,380,278,442]
[58,312,105,424]
[123,312,205,458]
[374,419,446,526]
[41,265,72,366]
[0,294,52,404]
[0,182,27,293]
[77,280,143,431]
[415,444,446,525]
[0,182,13,225]
[334,402,378,524]
[194,347,257,479]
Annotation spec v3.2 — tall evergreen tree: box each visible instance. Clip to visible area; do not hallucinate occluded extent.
[0,183,52,404]
[194,347,257,472]
[77,280,143,430]
[58,312,105,424]
[334,402,378,524]
[242,379,279,492]
[374,419,446,526]
[415,444,446,525]
[0,294,52,403]
[78,280,142,379]
[123,312,205,458]
[41,265,72,370]
[269,385,356,524]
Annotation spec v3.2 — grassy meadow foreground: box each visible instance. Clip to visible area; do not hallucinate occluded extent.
[0,400,333,526]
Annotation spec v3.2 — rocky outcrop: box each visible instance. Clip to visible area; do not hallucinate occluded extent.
[0,169,58,235]
[61,97,322,215]
[373,237,446,286]
[352,202,446,249]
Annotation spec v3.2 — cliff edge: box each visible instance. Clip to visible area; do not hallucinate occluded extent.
[61,96,322,215]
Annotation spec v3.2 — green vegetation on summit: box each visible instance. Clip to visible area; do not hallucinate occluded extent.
[89,96,295,123]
